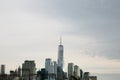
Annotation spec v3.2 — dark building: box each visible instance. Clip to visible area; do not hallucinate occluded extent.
[89,76,97,80]
[37,68,48,80]
[0,74,8,80]
[57,66,65,80]
[83,72,90,80]
[80,69,83,80]
[9,70,18,80]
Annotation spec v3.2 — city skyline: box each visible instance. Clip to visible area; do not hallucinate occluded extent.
[0,0,120,80]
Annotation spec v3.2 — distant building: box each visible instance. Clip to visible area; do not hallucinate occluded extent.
[57,66,64,80]
[45,58,58,80]
[83,72,90,80]
[48,73,56,80]
[9,70,15,80]
[45,58,54,74]
[80,69,83,80]
[68,63,74,79]
[22,60,36,80]
[9,70,19,80]
[57,37,64,70]
[64,72,68,80]
[53,61,57,76]
[37,68,48,80]
[1,64,5,74]
[89,76,97,80]
[74,65,80,79]
[18,66,21,78]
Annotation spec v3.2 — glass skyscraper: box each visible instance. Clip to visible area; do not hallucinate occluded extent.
[57,37,64,70]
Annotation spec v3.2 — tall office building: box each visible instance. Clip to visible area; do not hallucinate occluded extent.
[68,63,74,79]
[1,64,5,74]
[45,58,54,74]
[22,60,36,80]
[57,37,64,70]
[45,59,57,80]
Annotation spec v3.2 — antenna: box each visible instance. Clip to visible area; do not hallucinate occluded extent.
[60,36,62,45]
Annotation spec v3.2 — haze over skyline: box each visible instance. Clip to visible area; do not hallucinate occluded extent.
[0,0,120,80]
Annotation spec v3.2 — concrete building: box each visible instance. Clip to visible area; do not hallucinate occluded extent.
[1,64,5,74]
[22,60,36,80]
[68,63,74,79]
[57,37,64,70]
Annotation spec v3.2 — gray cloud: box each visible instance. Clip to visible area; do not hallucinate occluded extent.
[0,0,120,60]
[47,0,120,59]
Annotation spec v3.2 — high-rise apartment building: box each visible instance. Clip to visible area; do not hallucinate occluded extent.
[57,37,64,70]
[22,60,36,80]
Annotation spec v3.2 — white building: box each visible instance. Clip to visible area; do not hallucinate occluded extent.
[22,60,36,80]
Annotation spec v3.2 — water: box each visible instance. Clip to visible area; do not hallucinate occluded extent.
[96,73,120,80]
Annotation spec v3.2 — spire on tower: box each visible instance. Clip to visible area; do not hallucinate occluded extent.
[60,36,62,45]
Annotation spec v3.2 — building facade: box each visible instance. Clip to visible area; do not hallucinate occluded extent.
[22,60,36,80]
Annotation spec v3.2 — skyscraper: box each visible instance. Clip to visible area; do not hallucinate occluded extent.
[1,64,5,74]
[45,59,57,80]
[68,63,74,79]
[57,37,64,70]
[22,60,36,80]
[45,58,54,74]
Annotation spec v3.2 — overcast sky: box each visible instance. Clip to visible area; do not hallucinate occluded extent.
[0,0,120,80]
